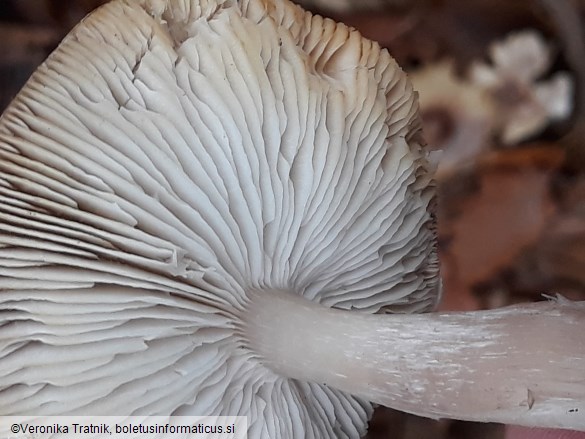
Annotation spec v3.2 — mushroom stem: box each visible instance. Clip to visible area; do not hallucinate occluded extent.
[244,290,585,430]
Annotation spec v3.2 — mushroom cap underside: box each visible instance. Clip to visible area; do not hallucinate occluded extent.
[0,0,439,437]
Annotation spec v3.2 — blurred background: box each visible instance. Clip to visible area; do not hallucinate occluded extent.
[1,0,584,438]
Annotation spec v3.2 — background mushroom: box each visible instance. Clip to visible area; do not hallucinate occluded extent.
[470,30,573,146]
[0,0,583,437]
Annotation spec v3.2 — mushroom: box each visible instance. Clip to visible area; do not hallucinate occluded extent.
[0,0,583,437]
[409,60,495,180]
[470,30,574,145]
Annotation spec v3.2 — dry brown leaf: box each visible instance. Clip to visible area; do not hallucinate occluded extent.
[438,146,563,311]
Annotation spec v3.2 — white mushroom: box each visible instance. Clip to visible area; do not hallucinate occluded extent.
[410,60,495,180]
[0,0,584,437]
[470,30,574,145]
